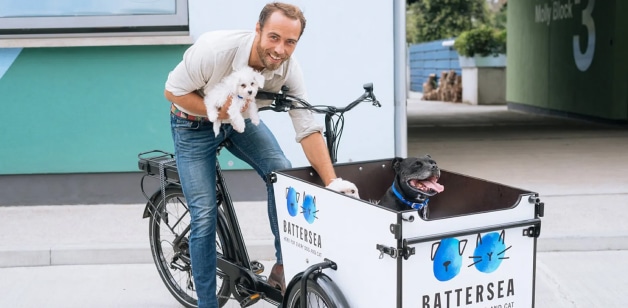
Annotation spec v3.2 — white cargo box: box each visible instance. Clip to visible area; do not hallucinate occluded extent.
[271,158,543,308]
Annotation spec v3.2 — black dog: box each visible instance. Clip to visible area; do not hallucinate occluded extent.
[379,155,444,216]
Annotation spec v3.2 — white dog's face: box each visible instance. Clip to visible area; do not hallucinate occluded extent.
[229,67,265,100]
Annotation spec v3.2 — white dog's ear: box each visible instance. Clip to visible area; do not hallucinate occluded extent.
[220,72,238,94]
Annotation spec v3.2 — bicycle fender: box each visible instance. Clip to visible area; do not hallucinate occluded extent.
[282,271,350,308]
[142,184,180,219]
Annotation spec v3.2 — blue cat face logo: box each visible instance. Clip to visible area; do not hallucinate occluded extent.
[284,187,319,224]
[286,187,299,217]
[468,230,511,273]
[431,238,468,281]
[301,193,318,224]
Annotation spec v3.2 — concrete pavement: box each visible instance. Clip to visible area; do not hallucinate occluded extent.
[0,202,274,268]
[1,252,627,307]
[1,97,628,307]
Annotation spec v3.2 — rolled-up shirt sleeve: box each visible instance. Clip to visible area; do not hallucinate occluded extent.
[290,108,324,143]
[283,59,324,143]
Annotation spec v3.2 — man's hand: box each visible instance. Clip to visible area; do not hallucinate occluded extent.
[217,96,251,120]
[217,96,232,120]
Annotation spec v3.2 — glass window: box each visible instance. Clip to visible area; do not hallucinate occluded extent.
[0,0,188,38]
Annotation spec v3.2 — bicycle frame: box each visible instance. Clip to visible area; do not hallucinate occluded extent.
[213,160,285,305]
[138,83,379,307]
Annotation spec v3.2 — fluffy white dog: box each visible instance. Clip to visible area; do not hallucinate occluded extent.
[326,178,360,199]
[205,66,265,137]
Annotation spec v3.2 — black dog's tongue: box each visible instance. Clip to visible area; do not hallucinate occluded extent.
[409,178,445,193]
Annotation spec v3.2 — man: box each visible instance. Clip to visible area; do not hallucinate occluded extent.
[164,2,348,307]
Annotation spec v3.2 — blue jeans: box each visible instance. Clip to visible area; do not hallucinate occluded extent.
[170,113,291,308]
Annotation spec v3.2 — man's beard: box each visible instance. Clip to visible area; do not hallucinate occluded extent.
[256,43,285,71]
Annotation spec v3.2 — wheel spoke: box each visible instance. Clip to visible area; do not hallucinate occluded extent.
[149,188,231,307]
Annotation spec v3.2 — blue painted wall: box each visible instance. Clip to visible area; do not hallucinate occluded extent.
[408,39,461,92]
[0,45,252,175]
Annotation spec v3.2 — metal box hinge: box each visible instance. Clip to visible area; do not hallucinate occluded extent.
[389,223,402,239]
[523,224,541,238]
[376,243,415,260]
[536,201,545,217]
[402,239,416,260]
[268,173,277,184]
[528,195,545,217]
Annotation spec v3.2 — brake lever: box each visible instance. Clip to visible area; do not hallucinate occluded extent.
[362,82,381,107]
[371,92,381,107]
[272,100,292,112]
[259,99,291,112]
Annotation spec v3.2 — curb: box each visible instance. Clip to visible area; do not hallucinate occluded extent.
[0,241,276,268]
[2,236,627,268]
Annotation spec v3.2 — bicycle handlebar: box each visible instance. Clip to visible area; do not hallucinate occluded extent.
[256,83,381,163]
[256,82,381,114]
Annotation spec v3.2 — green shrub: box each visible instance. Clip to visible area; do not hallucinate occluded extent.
[494,28,507,54]
[453,26,506,57]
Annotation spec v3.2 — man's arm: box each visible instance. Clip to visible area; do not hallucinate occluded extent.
[165,89,234,119]
[300,132,337,186]
[164,90,206,114]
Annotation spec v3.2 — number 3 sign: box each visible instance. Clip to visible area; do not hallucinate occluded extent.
[573,0,595,71]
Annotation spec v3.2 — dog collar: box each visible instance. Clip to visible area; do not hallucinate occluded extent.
[236,95,244,99]
[391,182,429,210]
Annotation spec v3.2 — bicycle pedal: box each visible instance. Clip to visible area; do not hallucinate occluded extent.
[250,260,265,275]
[240,293,263,307]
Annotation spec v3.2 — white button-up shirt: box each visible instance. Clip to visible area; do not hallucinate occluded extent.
[165,30,323,142]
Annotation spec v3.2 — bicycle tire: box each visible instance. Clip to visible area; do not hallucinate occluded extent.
[285,272,350,308]
[148,186,232,307]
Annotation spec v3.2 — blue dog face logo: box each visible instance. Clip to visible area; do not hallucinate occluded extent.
[468,230,511,273]
[286,187,299,217]
[301,193,317,224]
[431,238,468,281]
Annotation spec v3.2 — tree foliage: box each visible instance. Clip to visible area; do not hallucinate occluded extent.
[453,26,506,57]
[490,2,507,30]
[406,0,490,44]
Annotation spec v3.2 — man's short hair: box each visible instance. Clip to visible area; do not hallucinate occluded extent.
[259,2,307,38]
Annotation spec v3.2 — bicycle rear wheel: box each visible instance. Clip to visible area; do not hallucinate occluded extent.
[285,273,349,308]
[148,186,231,307]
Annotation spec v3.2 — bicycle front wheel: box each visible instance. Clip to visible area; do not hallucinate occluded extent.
[285,273,349,308]
[148,186,231,307]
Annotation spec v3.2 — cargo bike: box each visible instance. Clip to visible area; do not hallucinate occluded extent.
[138,84,544,308]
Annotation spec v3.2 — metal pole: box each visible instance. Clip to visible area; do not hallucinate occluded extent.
[393,0,408,158]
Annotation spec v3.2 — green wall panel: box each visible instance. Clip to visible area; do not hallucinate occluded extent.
[612,0,628,117]
[507,0,551,109]
[507,0,627,121]
[0,45,249,175]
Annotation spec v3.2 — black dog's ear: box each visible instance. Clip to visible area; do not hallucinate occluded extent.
[425,154,432,158]
[391,157,403,172]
